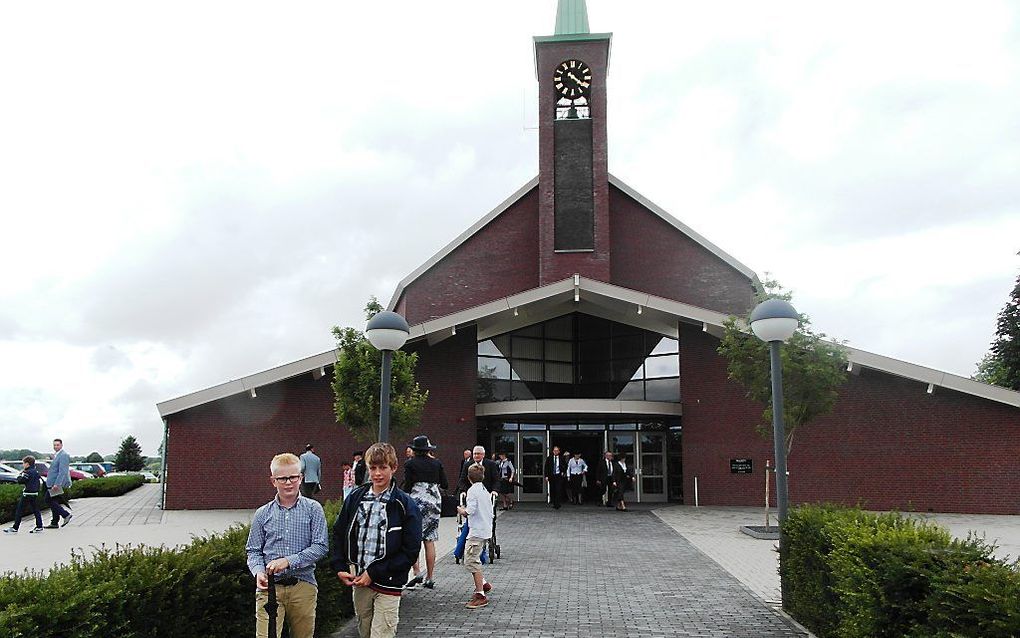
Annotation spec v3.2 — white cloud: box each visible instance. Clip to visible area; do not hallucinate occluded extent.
[0,1,1017,455]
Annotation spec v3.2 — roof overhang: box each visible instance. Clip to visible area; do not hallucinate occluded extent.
[158,277,1020,418]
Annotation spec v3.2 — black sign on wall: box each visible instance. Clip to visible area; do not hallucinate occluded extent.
[730,458,753,474]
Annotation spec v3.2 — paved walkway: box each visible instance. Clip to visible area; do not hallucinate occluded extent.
[331,505,808,637]
[0,484,251,575]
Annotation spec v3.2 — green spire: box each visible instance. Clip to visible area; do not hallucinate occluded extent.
[554,0,590,35]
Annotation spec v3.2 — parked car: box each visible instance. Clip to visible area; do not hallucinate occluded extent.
[0,464,19,483]
[106,470,159,483]
[33,461,93,481]
[70,462,107,477]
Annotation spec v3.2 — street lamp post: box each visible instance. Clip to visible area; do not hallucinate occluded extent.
[749,298,800,526]
[365,311,411,443]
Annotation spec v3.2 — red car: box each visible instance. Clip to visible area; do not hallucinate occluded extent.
[34,461,93,481]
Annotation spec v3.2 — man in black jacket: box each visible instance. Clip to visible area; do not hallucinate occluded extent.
[352,451,366,486]
[544,446,568,509]
[460,445,499,494]
[596,451,618,508]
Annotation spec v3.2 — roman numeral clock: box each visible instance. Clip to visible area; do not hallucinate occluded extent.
[554,59,591,120]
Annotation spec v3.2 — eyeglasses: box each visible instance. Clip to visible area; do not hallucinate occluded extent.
[273,475,301,484]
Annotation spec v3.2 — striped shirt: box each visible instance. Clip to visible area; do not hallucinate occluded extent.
[246,495,329,586]
[352,485,393,574]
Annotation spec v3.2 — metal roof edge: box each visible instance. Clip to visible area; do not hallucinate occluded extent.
[608,174,761,287]
[156,349,338,417]
[386,176,540,311]
[845,347,1020,409]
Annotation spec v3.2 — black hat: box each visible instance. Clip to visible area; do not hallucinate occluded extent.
[410,435,437,451]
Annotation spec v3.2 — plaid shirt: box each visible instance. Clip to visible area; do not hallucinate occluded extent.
[352,484,393,574]
[246,495,329,586]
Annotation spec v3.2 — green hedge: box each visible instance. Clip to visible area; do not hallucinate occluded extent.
[782,504,1020,637]
[1,475,145,525]
[0,498,353,637]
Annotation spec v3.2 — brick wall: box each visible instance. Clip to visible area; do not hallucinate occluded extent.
[679,324,1020,514]
[164,371,346,510]
[398,188,540,325]
[536,39,612,285]
[165,332,481,510]
[609,185,756,316]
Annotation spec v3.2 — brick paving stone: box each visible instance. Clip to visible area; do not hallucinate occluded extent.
[330,506,807,637]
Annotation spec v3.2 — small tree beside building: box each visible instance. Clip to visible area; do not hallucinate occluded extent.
[974,271,1020,391]
[331,298,428,443]
[115,435,146,472]
[717,279,849,455]
[85,451,105,463]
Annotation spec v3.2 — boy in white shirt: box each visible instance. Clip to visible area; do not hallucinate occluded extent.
[457,463,494,609]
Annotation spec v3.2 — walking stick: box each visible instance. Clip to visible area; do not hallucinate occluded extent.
[265,573,278,637]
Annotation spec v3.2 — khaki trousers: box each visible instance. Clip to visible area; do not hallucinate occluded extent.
[352,586,401,638]
[254,580,317,638]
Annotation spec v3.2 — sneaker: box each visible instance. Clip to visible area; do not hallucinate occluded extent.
[3,528,17,534]
[61,514,73,527]
[44,523,59,529]
[405,574,424,590]
[465,593,488,609]
[29,527,44,534]
[422,578,436,589]
[482,581,492,594]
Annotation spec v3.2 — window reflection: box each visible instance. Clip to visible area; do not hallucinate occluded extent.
[476,313,681,403]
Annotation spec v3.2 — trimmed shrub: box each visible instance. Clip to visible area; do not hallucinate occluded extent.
[0,497,353,637]
[783,504,1020,638]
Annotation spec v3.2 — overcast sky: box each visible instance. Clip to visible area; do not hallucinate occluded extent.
[1,1,1017,457]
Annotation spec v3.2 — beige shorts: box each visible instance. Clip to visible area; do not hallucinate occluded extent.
[465,537,485,574]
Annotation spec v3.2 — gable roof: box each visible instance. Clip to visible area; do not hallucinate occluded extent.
[387,174,760,311]
[158,275,1020,417]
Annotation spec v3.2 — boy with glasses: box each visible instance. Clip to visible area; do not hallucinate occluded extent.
[331,442,422,638]
[246,453,329,638]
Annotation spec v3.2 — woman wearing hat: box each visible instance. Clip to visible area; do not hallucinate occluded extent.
[402,435,448,589]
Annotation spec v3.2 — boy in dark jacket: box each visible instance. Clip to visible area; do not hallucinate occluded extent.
[4,456,44,533]
[331,443,422,638]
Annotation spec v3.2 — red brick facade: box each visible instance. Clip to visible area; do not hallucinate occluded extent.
[679,324,1020,514]
[536,38,612,285]
[609,185,756,316]
[397,188,540,325]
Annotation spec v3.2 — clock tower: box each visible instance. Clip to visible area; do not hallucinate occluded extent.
[534,0,612,285]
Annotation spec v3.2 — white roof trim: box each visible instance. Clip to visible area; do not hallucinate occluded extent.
[156,350,338,417]
[159,279,1020,418]
[607,174,761,287]
[386,176,541,311]
[477,399,682,417]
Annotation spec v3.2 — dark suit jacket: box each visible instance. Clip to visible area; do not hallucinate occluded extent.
[596,459,619,485]
[544,455,568,479]
[461,458,499,492]
[353,460,367,486]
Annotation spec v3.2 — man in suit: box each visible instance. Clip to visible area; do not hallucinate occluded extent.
[45,438,73,528]
[464,445,500,494]
[544,446,567,509]
[456,448,473,493]
[351,451,366,486]
[596,451,618,508]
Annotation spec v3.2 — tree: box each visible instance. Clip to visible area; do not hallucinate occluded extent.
[115,435,146,471]
[973,272,1020,391]
[85,451,105,463]
[717,278,849,455]
[331,297,429,443]
[0,449,42,461]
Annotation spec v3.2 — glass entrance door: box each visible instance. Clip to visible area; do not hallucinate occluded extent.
[518,431,548,502]
[638,432,667,502]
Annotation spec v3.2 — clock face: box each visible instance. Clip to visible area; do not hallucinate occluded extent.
[553,59,592,100]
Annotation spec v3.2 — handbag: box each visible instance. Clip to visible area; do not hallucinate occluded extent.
[440,493,459,518]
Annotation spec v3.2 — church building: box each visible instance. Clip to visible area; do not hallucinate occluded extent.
[157,1,1020,514]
